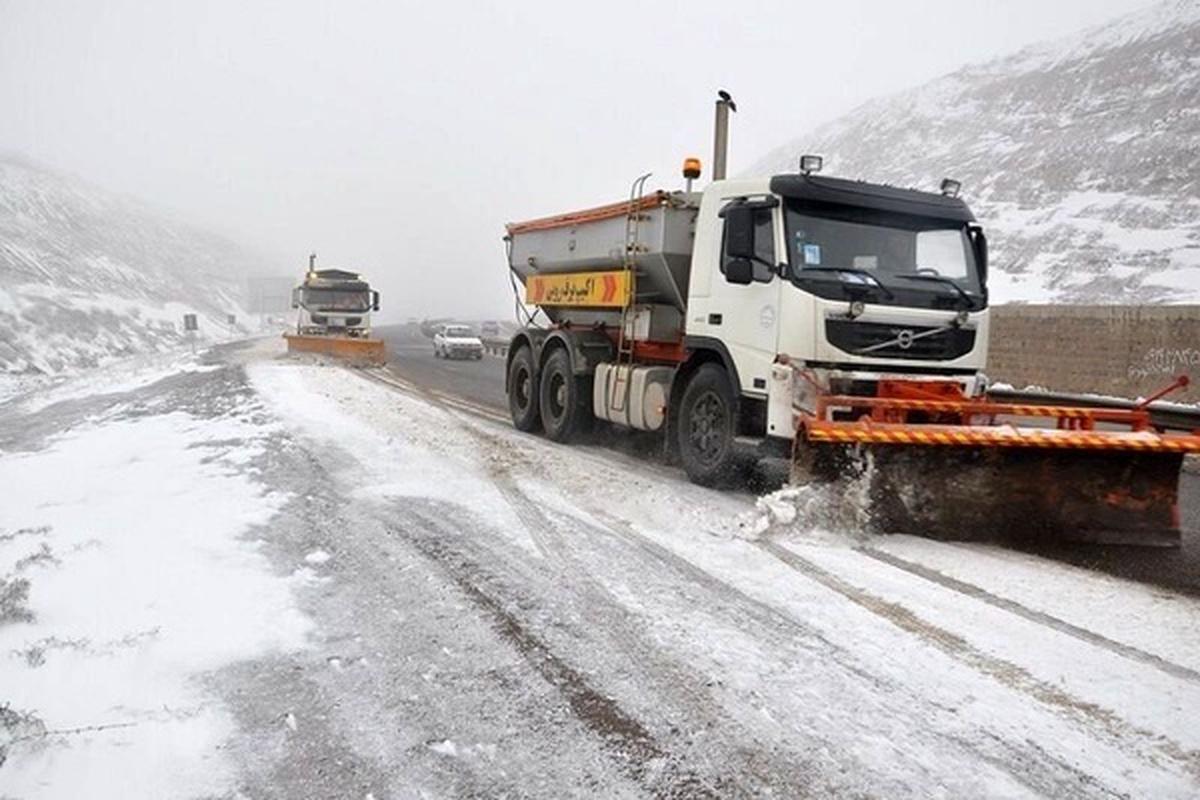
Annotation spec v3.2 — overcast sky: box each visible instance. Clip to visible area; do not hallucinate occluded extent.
[0,0,1154,320]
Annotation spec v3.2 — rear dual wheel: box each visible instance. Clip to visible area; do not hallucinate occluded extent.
[508,346,540,432]
[506,346,592,441]
[539,349,592,442]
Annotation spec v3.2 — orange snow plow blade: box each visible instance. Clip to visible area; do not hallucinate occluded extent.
[284,333,386,366]
[795,378,1200,547]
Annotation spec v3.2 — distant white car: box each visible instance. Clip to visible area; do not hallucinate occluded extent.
[434,324,484,360]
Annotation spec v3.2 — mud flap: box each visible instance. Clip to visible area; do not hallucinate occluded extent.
[816,445,1183,547]
[284,333,386,366]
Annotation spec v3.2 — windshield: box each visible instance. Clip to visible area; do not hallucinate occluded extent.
[785,200,984,309]
[301,288,371,312]
[444,326,473,337]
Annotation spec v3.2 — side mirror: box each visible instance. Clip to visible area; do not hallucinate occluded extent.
[290,288,300,309]
[725,258,754,285]
[724,205,756,260]
[970,225,988,287]
[372,290,380,312]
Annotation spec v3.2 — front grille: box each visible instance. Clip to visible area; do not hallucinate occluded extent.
[825,319,976,361]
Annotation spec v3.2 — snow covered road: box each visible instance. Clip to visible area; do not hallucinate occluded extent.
[2,339,1199,797]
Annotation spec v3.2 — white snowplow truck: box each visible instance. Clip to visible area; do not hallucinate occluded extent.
[502,95,1200,547]
[292,257,380,338]
[285,254,385,365]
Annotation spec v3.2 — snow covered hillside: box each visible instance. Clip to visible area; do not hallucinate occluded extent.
[0,155,273,377]
[752,0,1200,304]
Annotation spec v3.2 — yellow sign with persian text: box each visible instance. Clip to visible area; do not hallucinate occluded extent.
[526,270,631,308]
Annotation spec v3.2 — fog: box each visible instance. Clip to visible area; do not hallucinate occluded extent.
[0,0,1151,321]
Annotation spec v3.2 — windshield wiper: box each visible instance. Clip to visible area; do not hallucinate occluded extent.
[892,273,979,311]
[796,267,895,300]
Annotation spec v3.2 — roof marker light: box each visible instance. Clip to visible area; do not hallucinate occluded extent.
[940,178,962,198]
[800,155,823,175]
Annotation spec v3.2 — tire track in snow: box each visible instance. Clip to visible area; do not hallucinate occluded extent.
[583,509,1137,800]
[408,387,1114,793]
[757,537,1200,778]
[356,368,727,796]
[456,446,800,796]
[353,362,1150,797]
[859,546,1200,686]
[388,510,718,800]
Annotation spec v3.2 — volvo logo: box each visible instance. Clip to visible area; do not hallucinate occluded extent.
[854,324,953,357]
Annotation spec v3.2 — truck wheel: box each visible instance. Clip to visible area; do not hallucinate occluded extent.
[507,346,541,432]
[678,364,738,486]
[539,349,592,442]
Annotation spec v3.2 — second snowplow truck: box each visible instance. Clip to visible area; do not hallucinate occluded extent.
[285,254,385,365]
[502,94,1200,547]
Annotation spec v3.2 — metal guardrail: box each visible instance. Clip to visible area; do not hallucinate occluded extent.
[480,336,509,357]
[988,387,1200,432]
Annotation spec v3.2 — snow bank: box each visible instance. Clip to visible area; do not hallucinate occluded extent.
[0,282,250,378]
[0,409,311,797]
[2,348,221,414]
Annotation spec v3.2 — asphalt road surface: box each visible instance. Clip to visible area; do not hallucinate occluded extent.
[376,324,1200,597]
[380,327,508,417]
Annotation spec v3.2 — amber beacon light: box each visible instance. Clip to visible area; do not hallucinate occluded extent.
[682,157,702,192]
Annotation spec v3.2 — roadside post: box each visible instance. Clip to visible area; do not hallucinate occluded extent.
[183,313,198,354]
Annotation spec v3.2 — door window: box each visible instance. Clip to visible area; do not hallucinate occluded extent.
[721,208,776,283]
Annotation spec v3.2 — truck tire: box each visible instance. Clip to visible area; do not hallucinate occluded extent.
[678,363,738,486]
[507,346,541,432]
[539,348,592,442]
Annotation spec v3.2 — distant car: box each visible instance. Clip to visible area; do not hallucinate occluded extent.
[434,324,484,360]
[480,321,501,337]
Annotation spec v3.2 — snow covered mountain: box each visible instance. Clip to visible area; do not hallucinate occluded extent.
[0,155,274,376]
[752,0,1200,304]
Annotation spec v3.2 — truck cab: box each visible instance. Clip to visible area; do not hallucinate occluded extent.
[504,164,992,486]
[686,173,989,437]
[292,268,381,338]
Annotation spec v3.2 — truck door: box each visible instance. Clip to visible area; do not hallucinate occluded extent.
[711,203,782,397]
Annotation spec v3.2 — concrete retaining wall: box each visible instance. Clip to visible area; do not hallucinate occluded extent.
[987,306,1200,403]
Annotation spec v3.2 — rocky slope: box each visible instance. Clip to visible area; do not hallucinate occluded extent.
[0,155,274,376]
[752,0,1200,304]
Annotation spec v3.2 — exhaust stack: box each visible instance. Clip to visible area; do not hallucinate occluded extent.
[712,90,736,181]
